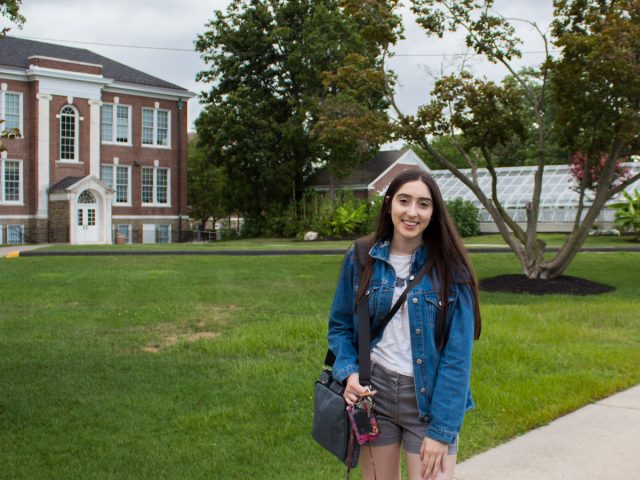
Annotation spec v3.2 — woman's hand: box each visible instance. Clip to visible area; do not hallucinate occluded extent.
[343,373,377,406]
[420,437,448,480]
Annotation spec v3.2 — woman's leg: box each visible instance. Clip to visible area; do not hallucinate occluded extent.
[359,443,402,480]
[405,452,456,480]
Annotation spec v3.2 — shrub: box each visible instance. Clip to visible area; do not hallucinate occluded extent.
[610,189,640,241]
[446,198,480,237]
[330,202,369,237]
[365,193,385,233]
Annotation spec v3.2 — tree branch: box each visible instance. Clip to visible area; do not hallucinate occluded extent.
[607,171,640,198]
[480,145,527,242]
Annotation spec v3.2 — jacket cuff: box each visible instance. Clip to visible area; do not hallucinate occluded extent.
[426,423,458,445]
[334,364,358,383]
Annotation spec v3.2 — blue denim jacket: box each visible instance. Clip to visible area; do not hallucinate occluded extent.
[327,239,476,445]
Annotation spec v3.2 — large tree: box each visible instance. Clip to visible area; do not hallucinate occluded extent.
[195,0,402,218]
[392,0,640,279]
[187,137,229,231]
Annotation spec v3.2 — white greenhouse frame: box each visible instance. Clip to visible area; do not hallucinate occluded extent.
[432,163,640,233]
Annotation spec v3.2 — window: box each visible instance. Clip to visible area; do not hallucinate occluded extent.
[101,164,130,205]
[115,224,131,243]
[141,107,170,147]
[142,109,154,145]
[1,159,22,204]
[60,106,78,161]
[101,103,131,144]
[157,224,171,243]
[101,164,113,188]
[141,166,170,206]
[7,225,24,245]
[156,169,168,204]
[1,91,22,133]
[101,105,113,142]
[142,224,171,244]
[141,167,154,204]
[115,166,129,204]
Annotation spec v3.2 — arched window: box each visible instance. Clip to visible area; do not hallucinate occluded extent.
[78,190,96,204]
[60,106,78,161]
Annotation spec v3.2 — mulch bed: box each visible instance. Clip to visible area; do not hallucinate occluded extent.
[479,274,615,296]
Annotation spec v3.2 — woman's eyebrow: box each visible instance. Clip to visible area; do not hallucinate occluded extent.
[397,193,432,201]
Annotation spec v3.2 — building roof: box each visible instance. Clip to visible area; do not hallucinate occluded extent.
[0,36,187,91]
[49,176,86,193]
[313,150,409,188]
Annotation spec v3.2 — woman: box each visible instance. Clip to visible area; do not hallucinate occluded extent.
[327,170,481,480]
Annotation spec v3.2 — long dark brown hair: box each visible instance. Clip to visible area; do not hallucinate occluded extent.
[356,169,481,350]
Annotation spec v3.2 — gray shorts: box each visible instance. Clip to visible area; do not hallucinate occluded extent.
[369,362,458,455]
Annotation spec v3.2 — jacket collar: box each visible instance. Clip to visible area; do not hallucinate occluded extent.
[369,238,428,273]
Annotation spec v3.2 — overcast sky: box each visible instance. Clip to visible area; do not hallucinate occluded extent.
[12,0,554,144]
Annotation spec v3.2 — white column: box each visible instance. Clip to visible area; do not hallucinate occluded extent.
[36,93,52,218]
[88,99,102,177]
[103,189,114,244]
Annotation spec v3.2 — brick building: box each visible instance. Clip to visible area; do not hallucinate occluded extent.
[0,36,195,244]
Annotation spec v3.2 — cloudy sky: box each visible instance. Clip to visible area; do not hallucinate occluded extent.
[11,0,554,140]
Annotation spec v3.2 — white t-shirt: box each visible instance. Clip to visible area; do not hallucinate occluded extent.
[370,254,414,377]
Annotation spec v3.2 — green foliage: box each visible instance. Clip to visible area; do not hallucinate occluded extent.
[551,0,640,155]
[1,0,24,36]
[611,189,640,241]
[446,197,480,237]
[330,202,368,237]
[195,0,402,218]
[186,138,229,229]
[240,189,380,239]
[365,193,385,233]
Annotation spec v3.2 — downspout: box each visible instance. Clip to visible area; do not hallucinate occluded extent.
[177,97,184,241]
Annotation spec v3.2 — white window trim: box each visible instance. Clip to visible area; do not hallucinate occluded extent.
[141,166,171,207]
[102,164,132,206]
[0,225,3,244]
[7,224,25,245]
[0,90,24,134]
[0,158,24,205]
[58,105,80,163]
[101,103,132,146]
[141,107,171,149]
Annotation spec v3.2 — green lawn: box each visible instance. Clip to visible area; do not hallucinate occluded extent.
[1,252,639,479]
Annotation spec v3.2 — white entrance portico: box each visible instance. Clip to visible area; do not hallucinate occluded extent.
[49,176,115,244]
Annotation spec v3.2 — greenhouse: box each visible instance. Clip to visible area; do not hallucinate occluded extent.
[431,163,640,233]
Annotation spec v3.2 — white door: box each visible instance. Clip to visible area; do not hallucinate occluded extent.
[76,190,100,244]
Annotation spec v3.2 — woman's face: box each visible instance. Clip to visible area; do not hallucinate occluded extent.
[390,179,433,244]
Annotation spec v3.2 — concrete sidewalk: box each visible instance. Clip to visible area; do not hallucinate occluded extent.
[455,384,640,480]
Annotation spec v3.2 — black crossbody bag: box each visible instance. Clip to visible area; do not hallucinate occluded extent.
[311,239,428,470]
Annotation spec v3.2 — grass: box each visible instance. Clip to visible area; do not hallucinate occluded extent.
[0,252,639,479]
